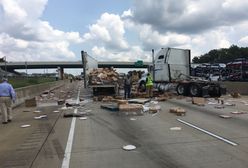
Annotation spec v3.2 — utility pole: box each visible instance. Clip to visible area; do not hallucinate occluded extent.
[4,56,7,76]
[152,49,155,81]
[25,61,28,78]
[81,51,87,88]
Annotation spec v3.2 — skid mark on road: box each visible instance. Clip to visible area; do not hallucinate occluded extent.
[87,114,185,168]
[2,123,52,168]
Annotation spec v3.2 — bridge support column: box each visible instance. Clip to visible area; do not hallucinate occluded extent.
[57,67,64,80]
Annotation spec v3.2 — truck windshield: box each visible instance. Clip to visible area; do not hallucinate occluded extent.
[158,55,164,59]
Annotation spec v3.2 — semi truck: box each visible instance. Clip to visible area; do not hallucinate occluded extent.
[139,48,226,97]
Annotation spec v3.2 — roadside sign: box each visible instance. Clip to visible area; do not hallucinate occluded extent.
[135,60,143,67]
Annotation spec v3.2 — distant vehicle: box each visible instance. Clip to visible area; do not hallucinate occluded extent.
[226,58,248,81]
[194,63,226,78]
[208,74,221,81]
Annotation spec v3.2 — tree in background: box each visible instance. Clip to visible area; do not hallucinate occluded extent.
[192,45,248,63]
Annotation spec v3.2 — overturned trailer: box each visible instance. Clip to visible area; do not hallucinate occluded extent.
[81,51,119,96]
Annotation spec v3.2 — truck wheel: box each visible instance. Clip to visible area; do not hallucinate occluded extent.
[189,83,201,97]
[176,84,186,95]
[139,81,146,92]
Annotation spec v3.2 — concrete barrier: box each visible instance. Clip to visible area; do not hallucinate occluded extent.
[14,80,66,107]
[220,81,248,95]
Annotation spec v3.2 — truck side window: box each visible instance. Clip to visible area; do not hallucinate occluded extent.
[158,55,164,59]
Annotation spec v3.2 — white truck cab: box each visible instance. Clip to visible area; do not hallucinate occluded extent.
[138,48,226,97]
[139,48,191,92]
[153,48,191,82]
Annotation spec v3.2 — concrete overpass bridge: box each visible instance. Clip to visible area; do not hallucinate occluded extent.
[0,61,150,78]
[0,61,150,70]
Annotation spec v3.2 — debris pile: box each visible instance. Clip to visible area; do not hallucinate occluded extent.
[230,92,241,98]
[89,68,119,85]
[93,95,122,102]
[101,96,116,102]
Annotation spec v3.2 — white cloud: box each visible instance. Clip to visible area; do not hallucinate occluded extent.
[83,13,129,50]
[139,24,191,49]
[0,33,75,61]
[0,33,28,50]
[239,36,248,46]
[1,0,248,65]
[132,0,248,34]
[84,24,111,42]
[91,45,150,62]
[0,0,82,62]
[121,9,133,18]
[117,0,248,59]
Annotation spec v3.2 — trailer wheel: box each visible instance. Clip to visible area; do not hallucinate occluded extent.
[189,83,201,97]
[176,84,186,95]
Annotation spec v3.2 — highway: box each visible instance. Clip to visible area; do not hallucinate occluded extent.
[0,81,248,168]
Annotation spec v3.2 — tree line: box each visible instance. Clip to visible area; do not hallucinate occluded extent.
[192,45,248,63]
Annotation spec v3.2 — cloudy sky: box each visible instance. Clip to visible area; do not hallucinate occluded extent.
[1,0,248,64]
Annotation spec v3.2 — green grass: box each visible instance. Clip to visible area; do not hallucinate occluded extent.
[8,77,56,88]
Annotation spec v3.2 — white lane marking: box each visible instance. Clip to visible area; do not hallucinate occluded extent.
[61,87,81,168]
[177,119,238,146]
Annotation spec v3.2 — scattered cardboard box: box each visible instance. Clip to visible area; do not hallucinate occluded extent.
[102,96,115,102]
[119,103,143,112]
[149,105,161,113]
[231,92,241,98]
[25,97,37,107]
[192,97,205,106]
[155,97,167,101]
[116,100,128,105]
[169,107,186,116]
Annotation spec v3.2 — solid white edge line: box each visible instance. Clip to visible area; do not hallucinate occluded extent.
[177,119,238,146]
[61,86,81,168]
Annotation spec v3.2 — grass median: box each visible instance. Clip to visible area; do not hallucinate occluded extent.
[8,77,56,88]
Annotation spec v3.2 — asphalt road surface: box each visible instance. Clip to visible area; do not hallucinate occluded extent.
[0,81,248,168]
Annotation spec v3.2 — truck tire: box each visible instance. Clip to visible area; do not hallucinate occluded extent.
[176,84,187,96]
[189,83,202,97]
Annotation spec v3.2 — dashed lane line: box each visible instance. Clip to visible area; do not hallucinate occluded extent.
[177,119,238,146]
